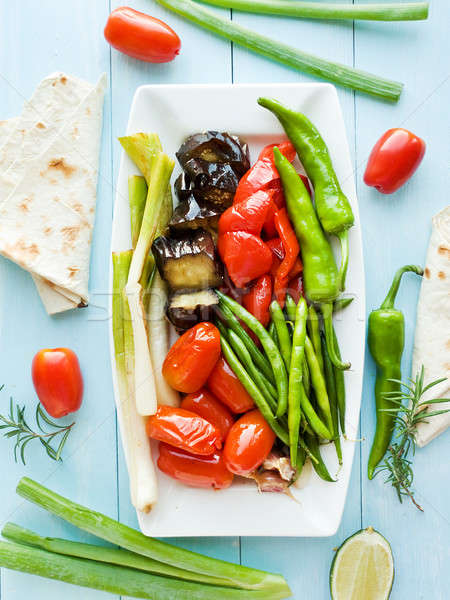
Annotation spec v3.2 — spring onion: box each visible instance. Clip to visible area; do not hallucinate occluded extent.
[128,175,148,248]
[15,478,291,595]
[198,0,429,21]
[154,0,403,101]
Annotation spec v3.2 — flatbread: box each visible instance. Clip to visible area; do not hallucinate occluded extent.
[0,118,19,147]
[412,205,450,447]
[0,75,106,305]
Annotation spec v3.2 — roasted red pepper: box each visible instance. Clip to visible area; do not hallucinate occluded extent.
[273,208,300,307]
[218,231,272,288]
[146,406,221,455]
[218,189,273,237]
[364,128,426,194]
[268,237,302,285]
[257,141,296,163]
[287,274,304,304]
[242,274,273,327]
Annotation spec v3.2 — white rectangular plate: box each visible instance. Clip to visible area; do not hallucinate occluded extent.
[110,83,365,537]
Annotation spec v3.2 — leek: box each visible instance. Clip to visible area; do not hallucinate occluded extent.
[198,0,429,21]
[153,0,403,101]
[129,175,148,249]
[112,251,157,513]
[16,477,290,595]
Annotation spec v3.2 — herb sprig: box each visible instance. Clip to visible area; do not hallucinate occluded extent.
[375,367,449,511]
[0,389,75,465]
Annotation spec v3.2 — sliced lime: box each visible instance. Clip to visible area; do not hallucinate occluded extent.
[330,527,394,600]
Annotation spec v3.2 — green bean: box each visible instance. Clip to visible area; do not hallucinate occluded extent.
[332,326,346,434]
[268,322,276,340]
[269,301,291,373]
[333,296,354,313]
[217,291,288,417]
[321,334,342,464]
[217,302,275,383]
[288,297,308,467]
[302,356,310,395]
[284,295,297,323]
[300,386,332,440]
[307,305,324,375]
[305,432,335,482]
[304,336,334,434]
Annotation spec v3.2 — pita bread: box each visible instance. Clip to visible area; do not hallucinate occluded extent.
[0,74,106,306]
[0,118,19,146]
[412,205,450,446]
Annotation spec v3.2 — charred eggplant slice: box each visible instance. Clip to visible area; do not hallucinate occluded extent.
[182,159,239,208]
[176,131,250,176]
[167,289,219,331]
[152,230,222,292]
[169,194,221,233]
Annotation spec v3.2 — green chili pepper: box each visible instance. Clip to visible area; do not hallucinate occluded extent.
[217,291,289,418]
[305,336,333,435]
[258,97,354,291]
[288,297,308,466]
[333,296,354,313]
[305,431,335,482]
[367,264,423,479]
[270,300,291,373]
[332,326,346,433]
[321,333,342,464]
[307,305,324,375]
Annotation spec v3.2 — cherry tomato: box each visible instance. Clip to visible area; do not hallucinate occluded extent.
[104,7,181,63]
[223,409,276,476]
[146,406,221,455]
[207,357,254,414]
[364,128,426,194]
[242,275,273,327]
[31,348,83,419]
[162,322,221,393]
[157,442,234,489]
[218,190,273,237]
[181,389,234,442]
[218,231,272,288]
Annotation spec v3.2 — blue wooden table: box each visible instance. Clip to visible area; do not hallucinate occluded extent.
[0,1,449,598]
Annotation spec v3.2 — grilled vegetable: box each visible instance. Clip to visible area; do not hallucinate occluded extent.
[152,230,222,292]
[169,194,221,233]
[183,159,240,207]
[176,131,250,175]
[174,172,192,202]
[167,289,219,331]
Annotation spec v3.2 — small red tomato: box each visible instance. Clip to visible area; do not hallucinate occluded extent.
[218,231,273,288]
[104,7,181,63]
[157,442,234,490]
[364,128,426,194]
[223,409,276,476]
[31,348,83,419]
[207,357,254,414]
[181,389,234,442]
[146,406,221,455]
[162,322,221,393]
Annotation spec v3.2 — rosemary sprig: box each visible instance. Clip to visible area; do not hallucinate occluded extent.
[0,388,75,465]
[375,366,449,511]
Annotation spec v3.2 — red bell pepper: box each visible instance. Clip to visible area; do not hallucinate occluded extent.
[273,209,299,307]
[218,189,273,237]
[218,231,273,288]
[257,141,296,162]
[287,274,303,304]
[242,274,273,327]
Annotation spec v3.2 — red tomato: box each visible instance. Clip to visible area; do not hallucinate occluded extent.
[104,7,181,63]
[157,443,234,489]
[146,406,221,455]
[218,190,273,237]
[31,348,83,419]
[162,323,221,393]
[218,231,272,288]
[242,275,273,327]
[181,389,234,442]
[207,358,254,414]
[223,409,276,476]
[364,128,426,194]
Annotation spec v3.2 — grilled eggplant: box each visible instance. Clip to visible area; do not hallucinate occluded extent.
[176,131,250,176]
[167,289,218,331]
[169,194,221,233]
[177,159,239,208]
[152,229,222,292]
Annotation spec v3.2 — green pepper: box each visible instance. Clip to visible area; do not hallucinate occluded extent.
[367,264,423,479]
[258,97,354,291]
[273,147,349,371]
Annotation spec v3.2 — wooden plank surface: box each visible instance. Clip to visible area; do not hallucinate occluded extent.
[0,1,448,599]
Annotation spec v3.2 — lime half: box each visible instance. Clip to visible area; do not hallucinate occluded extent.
[330,527,394,600]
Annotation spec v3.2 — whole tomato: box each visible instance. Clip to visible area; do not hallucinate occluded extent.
[207,357,254,414]
[146,406,221,455]
[364,128,426,194]
[104,7,181,63]
[157,443,234,490]
[31,348,83,418]
[181,389,234,442]
[223,409,276,476]
[162,322,221,393]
